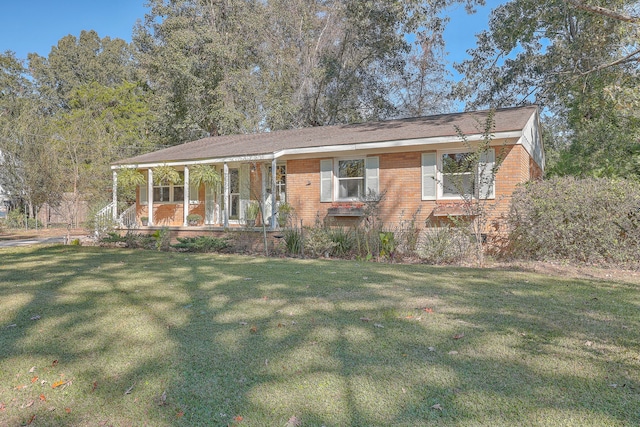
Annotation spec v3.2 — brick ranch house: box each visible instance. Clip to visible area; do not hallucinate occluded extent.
[109,105,543,237]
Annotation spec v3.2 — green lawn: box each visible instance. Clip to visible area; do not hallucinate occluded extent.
[0,245,638,426]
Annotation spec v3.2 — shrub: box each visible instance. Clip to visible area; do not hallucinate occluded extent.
[417,222,472,264]
[304,226,336,258]
[327,227,355,257]
[507,177,640,266]
[283,227,303,256]
[172,236,229,252]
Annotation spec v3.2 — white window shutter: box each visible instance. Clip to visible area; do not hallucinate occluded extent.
[320,159,333,202]
[422,153,437,200]
[478,148,496,199]
[139,181,148,205]
[365,156,379,199]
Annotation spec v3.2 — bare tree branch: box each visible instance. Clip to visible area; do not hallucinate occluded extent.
[565,0,640,23]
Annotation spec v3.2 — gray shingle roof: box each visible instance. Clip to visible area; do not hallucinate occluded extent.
[113,105,537,166]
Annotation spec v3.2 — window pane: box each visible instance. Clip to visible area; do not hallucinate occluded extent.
[174,186,184,202]
[338,159,364,178]
[442,152,473,173]
[442,173,473,197]
[338,179,364,199]
[153,187,170,202]
[229,168,239,193]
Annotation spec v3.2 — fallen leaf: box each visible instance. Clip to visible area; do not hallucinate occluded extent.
[52,380,67,389]
[30,315,41,321]
[374,323,384,328]
[51,360,58,367]
[239,321,248,325]
[234,415,244,422]
[431,403,443,411]
[277,323,284,328]
[159,391,167,406]
[285,415,302,427]
[428,347,436,352]
[359,317,372,322]
[423,307,434,313]
[448,351,458,355]
[14,384,27,390]
[176,410,184,418]
[31,376,38,383]
[585,341,593,347]
[91,381,98,392]
[453,333,465,340]
[28,367,36,373]
[39,394,46,401]
[65,407,71,413]
[250,325,258,334]
[124,384,135,395]
[0,402,5,410]
[27,414,36,425]
[23,400,34,408]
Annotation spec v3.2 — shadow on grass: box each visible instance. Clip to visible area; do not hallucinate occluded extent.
[0,246,638,426]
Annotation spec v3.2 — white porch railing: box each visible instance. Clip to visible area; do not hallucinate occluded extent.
[94,202,116,237]
[94,202,137,236]
[118,204,137,229]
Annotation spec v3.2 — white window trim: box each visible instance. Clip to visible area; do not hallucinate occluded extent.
[436,148,496,200]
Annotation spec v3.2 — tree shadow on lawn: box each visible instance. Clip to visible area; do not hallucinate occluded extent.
[0,246,638,426]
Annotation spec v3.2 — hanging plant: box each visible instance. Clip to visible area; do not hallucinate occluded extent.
[153,164,181,185]
[189,164,221,188]
[117,168,146,203]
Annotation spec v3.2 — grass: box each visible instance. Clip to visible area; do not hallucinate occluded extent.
[0,245,638,426]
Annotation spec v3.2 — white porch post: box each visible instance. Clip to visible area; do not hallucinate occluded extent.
[147,168,154,226]
[112,170,118,222]
[271,158,277,230]
[223,162,230,228]
[183,166,190,226]
[261,163,267,226]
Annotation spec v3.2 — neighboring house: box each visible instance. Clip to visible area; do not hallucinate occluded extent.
[110,106,544,233]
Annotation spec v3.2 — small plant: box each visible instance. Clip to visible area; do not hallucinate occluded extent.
[245,201,260,220]
[283,227,303,256]
[187,213,202,225]
[328,227,355,257]
[277,202,293,227]
[379,231,396,260]
[141,216,149,226]
[152,227,171,251]
[152,165,181,185]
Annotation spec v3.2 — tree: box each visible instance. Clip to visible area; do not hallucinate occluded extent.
[453,0,640,179]
[134,0,479,141]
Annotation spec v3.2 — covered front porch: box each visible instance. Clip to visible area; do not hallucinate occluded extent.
[109,157,286,230]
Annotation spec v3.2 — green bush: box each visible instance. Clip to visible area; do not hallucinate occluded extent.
[171,236,229,252]
[4,209,42,229]
[327,227,355,257]
[417,222,472,264]
[507,177,640,266]
[283,227,303,256]
[304,226,336,258]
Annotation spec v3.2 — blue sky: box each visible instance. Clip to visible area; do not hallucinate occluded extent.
[0,0,503,85]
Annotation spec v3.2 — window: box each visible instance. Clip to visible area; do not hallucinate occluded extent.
[320,157,379,202]
[442,152,475,198]
[337,159,364,200]
[422,149,495,200]
[152,172,185,203]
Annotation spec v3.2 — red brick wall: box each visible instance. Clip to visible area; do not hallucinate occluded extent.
[286,144,537,230]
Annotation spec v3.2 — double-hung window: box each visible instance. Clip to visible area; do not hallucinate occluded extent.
[337,159,365,200]
[422,149,496,200]
[320,157,379,202]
